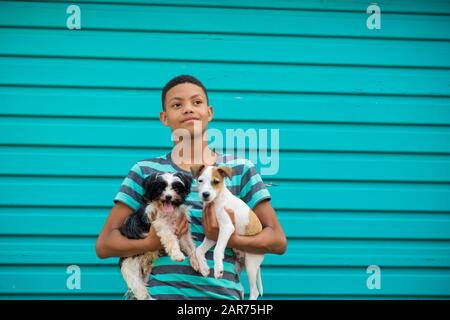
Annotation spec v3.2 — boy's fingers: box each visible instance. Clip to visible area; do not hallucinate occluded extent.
[224,206,235,225]
[209,210,219,229]
[176,215,188,235]
[179,217,187,230]
[203,204,210,228]
[175,216,181,234]
[180,223,188,235]
[210,210,218,229]
[179,213,187,223]
[224,206,233,215]
[208,203,216,225]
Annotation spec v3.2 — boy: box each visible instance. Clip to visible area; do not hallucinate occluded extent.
[95,75,287,299]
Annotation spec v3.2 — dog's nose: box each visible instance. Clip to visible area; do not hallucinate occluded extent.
[165,195,172,201]
[202,192,210,199]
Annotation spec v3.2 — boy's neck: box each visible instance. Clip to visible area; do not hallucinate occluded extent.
[171,137,218,170]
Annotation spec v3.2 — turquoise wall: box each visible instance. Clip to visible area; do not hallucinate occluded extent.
[1,0,450,299]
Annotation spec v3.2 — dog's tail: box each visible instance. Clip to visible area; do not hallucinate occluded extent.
[257,268,263,297]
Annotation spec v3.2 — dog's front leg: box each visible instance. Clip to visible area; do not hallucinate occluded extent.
[213,222,235,279]
[179,230,200,272]
[144,203,156,222]
[152,218,185,262]
[178,205,199,272]
[195,238,216,277]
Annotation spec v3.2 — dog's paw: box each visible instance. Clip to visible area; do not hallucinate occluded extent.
[199,264,210,277]
[195,250,210,277]
[189,253,200,272]
[213,256,224,279]
[170,251,185,262]
[214,266,224,279]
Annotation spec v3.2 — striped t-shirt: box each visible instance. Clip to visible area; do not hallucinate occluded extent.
[114,151,271,300]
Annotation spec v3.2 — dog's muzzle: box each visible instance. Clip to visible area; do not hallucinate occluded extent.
[202,192,210,201]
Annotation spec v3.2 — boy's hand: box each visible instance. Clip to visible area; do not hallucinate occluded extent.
[142,213,188,253]
[144,225,163,251]
[175,213,189,237]
[151,210,188,238]
[202,203,236,242]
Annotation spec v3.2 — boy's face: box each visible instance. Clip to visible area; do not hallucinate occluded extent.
[160,83,213,138]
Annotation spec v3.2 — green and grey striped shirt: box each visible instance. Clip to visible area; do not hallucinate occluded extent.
[114,152,271,300]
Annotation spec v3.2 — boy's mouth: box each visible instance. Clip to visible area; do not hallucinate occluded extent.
[181,117,200,123]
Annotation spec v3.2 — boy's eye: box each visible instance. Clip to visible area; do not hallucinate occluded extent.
[194,100,202,105]
[172,103,182,109]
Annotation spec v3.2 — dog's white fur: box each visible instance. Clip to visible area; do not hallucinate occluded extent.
[121,173,199,300]
[192,165,264,300]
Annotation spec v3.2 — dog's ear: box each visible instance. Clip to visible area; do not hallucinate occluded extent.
[143,173,158,190]
[174,171,193,191]
[190,164,206,179]
[217,166,233,180]
[143,173,161,202]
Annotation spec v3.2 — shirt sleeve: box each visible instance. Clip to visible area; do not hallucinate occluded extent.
[238,160,272,209]
[114,162,146,211]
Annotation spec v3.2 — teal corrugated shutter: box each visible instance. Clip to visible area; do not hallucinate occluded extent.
[0,0,449,299]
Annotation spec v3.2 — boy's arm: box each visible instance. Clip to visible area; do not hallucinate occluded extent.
[203,200,287,255]
[95,202,163,259]
[229,200,287,254]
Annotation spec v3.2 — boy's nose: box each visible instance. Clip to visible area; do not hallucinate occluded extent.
[183,104,195,113]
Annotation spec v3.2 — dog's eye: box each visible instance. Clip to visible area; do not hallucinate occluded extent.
[198,179,203,183]
[172,182,183,190]
[212,179,220,185]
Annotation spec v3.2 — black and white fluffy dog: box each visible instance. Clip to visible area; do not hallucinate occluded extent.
[119,171,200,300]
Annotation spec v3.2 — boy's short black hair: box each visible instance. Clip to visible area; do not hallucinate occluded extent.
[161,74,209,110]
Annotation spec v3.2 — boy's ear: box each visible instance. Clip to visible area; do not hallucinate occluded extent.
[207,105,213,122]
[160,111,169,126]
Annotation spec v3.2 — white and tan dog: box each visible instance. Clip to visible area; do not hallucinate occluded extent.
[191,164,264,300]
